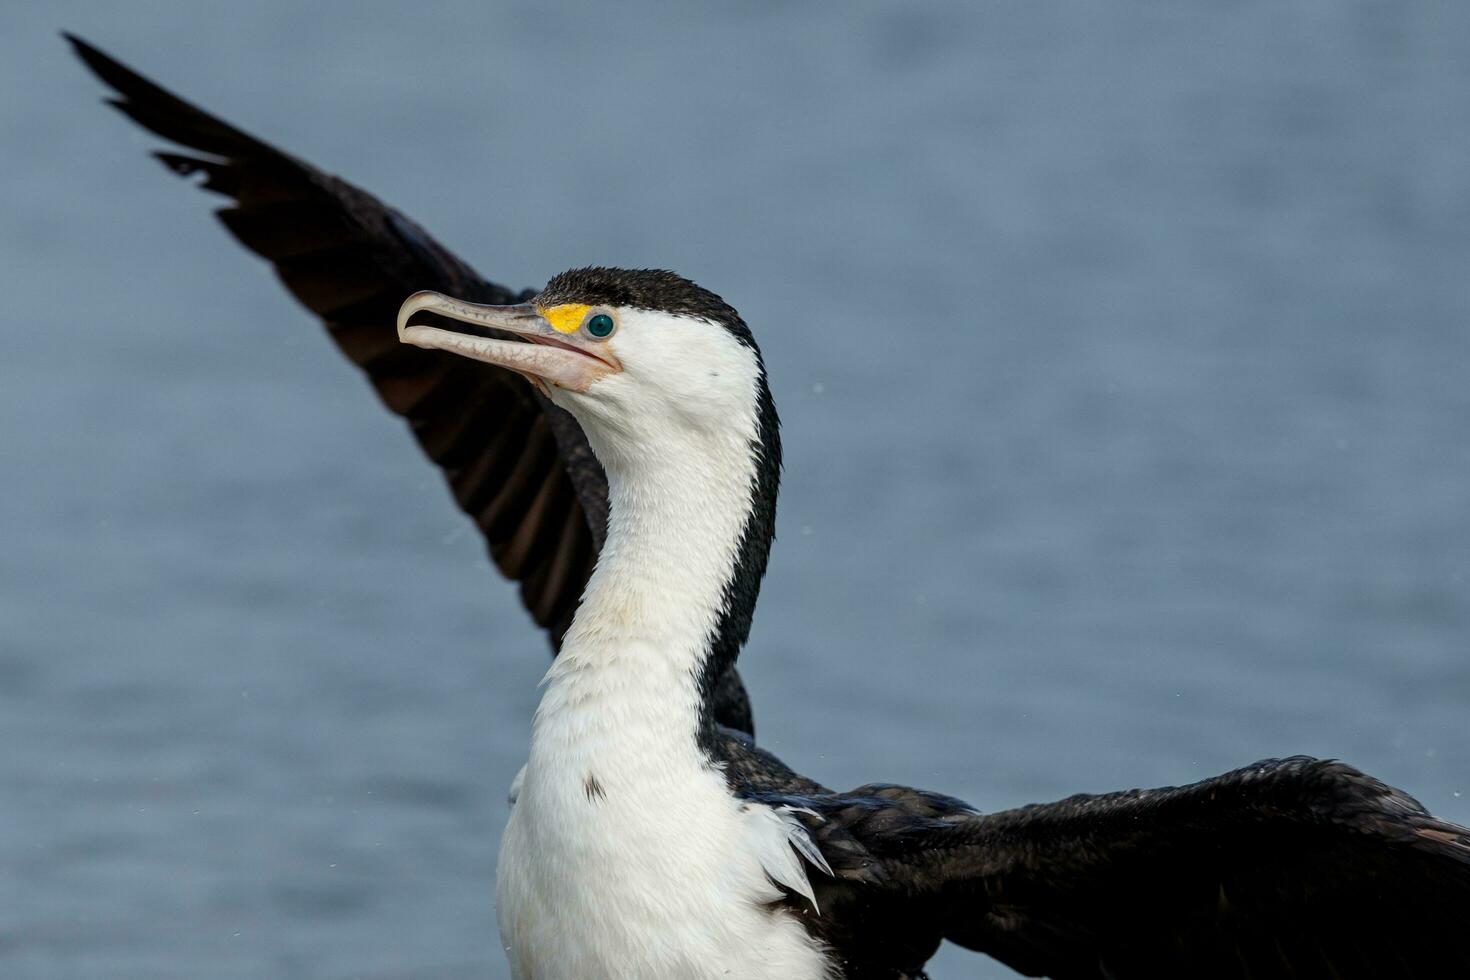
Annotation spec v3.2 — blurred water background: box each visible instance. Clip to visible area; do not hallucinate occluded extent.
[3,2,1469,977]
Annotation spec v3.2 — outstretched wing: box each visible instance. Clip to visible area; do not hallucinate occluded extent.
[800,756,1470,979]
[67,35,757,733]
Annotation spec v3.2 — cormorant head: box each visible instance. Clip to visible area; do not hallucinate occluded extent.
[397,267,774,473]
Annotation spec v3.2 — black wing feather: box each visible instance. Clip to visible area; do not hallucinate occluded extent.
[796,756,1470,978]
[66,34,754,732]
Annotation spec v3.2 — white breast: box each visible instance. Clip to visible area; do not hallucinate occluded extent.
[495,639,833,980]
[493,321,830,978]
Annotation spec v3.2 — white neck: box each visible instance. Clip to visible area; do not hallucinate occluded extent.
[496,348,832,980]
[537,422,758,750]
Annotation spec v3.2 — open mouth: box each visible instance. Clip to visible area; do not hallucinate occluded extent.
[396,291,620,393]
[402,308,507,342]
[405,309,614,372]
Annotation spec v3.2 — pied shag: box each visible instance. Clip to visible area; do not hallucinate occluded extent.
[70,35,1470,980]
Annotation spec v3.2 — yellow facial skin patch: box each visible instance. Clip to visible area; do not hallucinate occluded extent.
[538,303,593,335]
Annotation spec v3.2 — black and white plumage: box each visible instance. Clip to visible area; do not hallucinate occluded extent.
[71,36,1470,980]
[64,36,755,740]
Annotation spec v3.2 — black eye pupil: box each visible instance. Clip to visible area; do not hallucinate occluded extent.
[587,314,614,338]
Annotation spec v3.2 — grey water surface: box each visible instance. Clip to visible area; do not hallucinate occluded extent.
[3,2,1469,978]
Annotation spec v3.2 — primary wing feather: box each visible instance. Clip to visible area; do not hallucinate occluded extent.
[798,756,1470,979]
[67,34,755,731]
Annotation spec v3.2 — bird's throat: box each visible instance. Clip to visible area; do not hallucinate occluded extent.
[538,424,766,752]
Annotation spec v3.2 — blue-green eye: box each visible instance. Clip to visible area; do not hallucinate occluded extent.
[585,313,615,339]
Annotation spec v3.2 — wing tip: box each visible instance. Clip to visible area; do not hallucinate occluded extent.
[67,32,273,163]
[60,30,90,55]
[64,31,135,97]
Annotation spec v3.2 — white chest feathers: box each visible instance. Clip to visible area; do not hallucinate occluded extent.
[494,648,832,980]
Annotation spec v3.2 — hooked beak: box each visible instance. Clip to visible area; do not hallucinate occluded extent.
[396,291,620,394]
